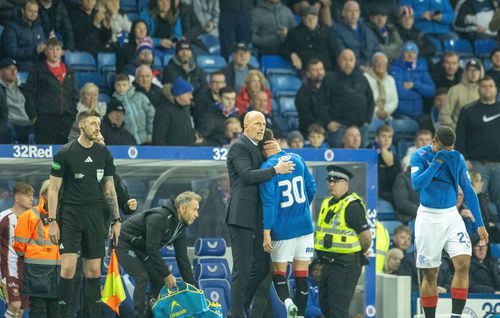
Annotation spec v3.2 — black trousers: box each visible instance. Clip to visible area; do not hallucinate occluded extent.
[319,256,361,318]
[228,225,270,318]
[116,242,163,318]
[30,297,59,318]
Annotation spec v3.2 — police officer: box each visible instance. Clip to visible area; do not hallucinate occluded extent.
[314,165,372,318]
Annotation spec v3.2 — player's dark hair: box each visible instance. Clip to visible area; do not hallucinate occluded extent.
[434,126,456,147]
[77,109,101,124]
[258,128,274,152]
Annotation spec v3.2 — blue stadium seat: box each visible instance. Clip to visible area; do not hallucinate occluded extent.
[64,51,97,72]
[194,262,230,281]
[0,25,4,39]
[381,220,403,237]
[196,55,227,73]
[160,244,175,257]
[397,141,414,161]
[442,39,473,57]
[270,75,301,99]
[75,71,108,93]
[429,37,443,57]
[198,34,221,55]
[474,38,498,58]
[269,282,287,318]
[163,257,181,278]
[194,238,226,257]
[120,0,138,13]
[99,93,110,104]
[490,243,500,258]
[260,55,295,76]
[97,52,116,74]
[198,279,231,317]
[483,58,493,71]
[377,199,396,221]
[126,12,139,22]
[17,71,29,84]
[153,56,162,70]
[278,97,298,117]
[106,73,116,90]
[287,116,299,131]
[162,54,173,66]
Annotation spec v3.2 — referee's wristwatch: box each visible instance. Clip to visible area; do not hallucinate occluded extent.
[112,217,122,225]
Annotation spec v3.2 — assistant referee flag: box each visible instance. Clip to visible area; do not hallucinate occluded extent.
[102,249,126,315]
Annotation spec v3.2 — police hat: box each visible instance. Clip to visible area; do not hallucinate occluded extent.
[326,165,353,182]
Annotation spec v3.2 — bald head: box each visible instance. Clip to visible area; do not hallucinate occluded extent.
[338,49,356,75]
[343,0,360,26]
[244,111,266,142]
[135,65,154,91]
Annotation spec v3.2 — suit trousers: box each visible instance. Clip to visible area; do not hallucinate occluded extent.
[228,225,270,317]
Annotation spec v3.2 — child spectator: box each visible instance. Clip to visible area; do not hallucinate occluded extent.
[391,225,412,253]
[223,117,242,148]
[113,73,155,145]
[287,130,304,149]
[305,123,328,149]
[469,242,500,293]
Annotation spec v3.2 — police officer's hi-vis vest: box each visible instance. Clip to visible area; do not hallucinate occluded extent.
[314,193,365,254]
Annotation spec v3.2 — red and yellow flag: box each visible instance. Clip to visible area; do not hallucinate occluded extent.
[101,249,126,315]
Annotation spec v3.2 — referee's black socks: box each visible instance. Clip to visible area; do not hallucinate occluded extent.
[85,277,102,318]
[58,277,73,317]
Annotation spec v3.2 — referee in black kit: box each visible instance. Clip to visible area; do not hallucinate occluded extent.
[48,109,122,318]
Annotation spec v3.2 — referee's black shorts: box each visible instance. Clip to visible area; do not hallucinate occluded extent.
[59,204,107,259]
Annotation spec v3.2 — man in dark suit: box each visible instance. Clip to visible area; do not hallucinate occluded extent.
[225,111,294,318]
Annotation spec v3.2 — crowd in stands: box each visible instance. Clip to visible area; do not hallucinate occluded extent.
[1,0,500,312]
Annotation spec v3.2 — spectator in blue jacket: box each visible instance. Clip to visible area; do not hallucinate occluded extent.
[389,41,436,120]
[332,0,379,69]
[0,0,46,72]
[399,0,457,40]
[305,257,323,318]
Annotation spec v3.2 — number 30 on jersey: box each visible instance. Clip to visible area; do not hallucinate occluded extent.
[279,176,306,208]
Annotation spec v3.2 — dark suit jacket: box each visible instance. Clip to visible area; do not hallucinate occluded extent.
[225,134,276,230]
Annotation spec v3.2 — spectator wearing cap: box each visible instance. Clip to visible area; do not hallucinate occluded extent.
[389,41,435,120]
[287,130,304,148]
[218,0,253,60]
[365,7,403,61]
[24,37,78,144]
[100,97,136,145]
[486,48,500,89]
[0,58,32,144]
[454,0,498,41]
[133,64,162,102]
[251,0,296,55]
[329,49,374,148]
[295,59,334,137]
[139,0,181,51]
[281,5,340,71]
[124,38,163,82]
[151,77,200,146]
[396,5,437,61]
[192,71,226,126]
[68,82,107,141]
[332,0,379,69]
[113,73,155,144]
[399,0,457,41]
[221,42,257,93]
[235,70,272,115]
[69,0,112,56]
[364,52,399,133]
[37,0,74,51]
[440,58,484,129]
[117,19,150,73]
[430,52,463,91]
[162,40,207,96]
[197,86,239,146]
[0,0,46,72]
